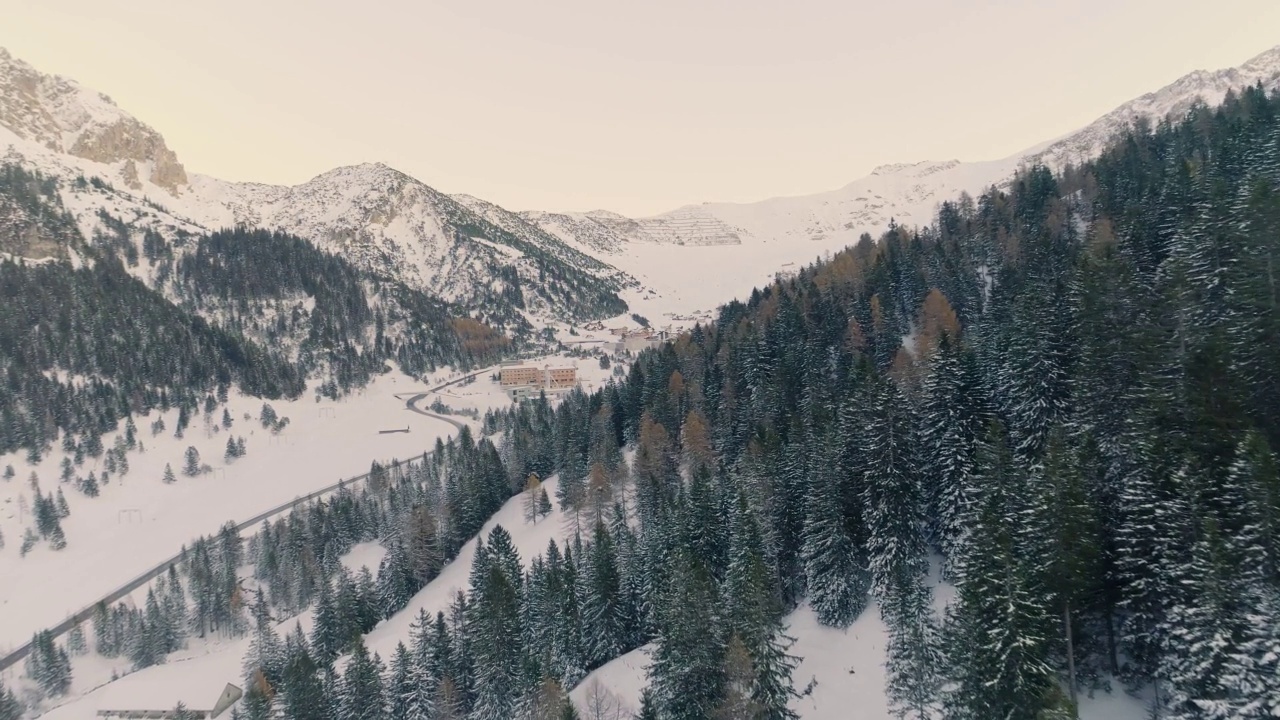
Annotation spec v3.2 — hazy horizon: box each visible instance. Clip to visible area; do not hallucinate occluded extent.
[5,0,1280,216]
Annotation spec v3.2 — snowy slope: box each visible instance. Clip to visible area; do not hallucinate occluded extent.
[518,45,1280,324]
[0,50,627,330]
[34,541,386,720]
[0,48,186,193]
[0,373,458,654]
[179,167,628,322]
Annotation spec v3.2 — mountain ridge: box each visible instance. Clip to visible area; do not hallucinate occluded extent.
[2,43,1280,327]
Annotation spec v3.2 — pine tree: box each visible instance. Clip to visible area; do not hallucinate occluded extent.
[921,333,988,571]
[312,579,344,664]
[387,642,422,720]
[163,463,176,484]
[1025,428,1101,708]
[581,522,625,668]
[81,470,100,496]
[68,622,87,656]
[942,422,1053,720]
[243,590,284,693]
[1163,519,1255,719]
[340,640,386,720]
[55,487,70,518]
[881,572,941,720]
[281,644,328,720]
[800,439,869,628]
[184,446,201,477]
[49,522,67,551]
[0,677,22,720]
[468,530,524,720]
[537,488,553,521]
[648,549,725,720]
[859,379,927,596]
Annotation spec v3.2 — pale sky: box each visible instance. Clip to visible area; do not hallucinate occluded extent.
[4,1,1279,216]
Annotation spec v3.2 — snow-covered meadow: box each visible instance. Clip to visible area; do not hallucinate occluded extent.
[0,373,458,655]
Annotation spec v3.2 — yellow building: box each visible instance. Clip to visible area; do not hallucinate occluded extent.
[545,367,577,389]
[500,366,543,387]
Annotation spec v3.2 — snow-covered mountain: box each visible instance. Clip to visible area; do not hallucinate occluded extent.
[180,165,629,322]
[0,48,187,193]
[529,45,1280,253]
[2,44,1279,328]
[502,44,1280,320]
[0,49,627,332]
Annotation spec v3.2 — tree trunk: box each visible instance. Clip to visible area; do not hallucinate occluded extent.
[1064,599,1078,717]
[1104,596,1119,676]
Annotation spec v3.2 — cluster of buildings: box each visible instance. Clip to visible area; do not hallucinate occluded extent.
[499,363,579,400]
[608,327,670,356]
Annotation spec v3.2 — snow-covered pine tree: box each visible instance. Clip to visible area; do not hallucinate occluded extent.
[339,639,386,720]
[183,446,201,477]
[918,333,990,574]
[942,421,1054,720]
[881,570,941,720]
[1163,519,1254,719]
[243,590,284,693]
[859,378,927,597]
[280,642,328,720]
[647,548,725,719]
[581,522,625,668]
[387,642,421,720]
[800,431,870,628]
[0,677,21,720]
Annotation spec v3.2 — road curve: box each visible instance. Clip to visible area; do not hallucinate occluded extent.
[0,369,489,673]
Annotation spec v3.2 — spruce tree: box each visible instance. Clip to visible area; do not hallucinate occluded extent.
[942,422,1054,720]
[648,549,725,720]
[340,640,386,720]
[0,677,22,720]
[859,379,927,596]
[184,446,201,477]
[581,522,625,668]
[800,440,869,628]
[281,645,328,720]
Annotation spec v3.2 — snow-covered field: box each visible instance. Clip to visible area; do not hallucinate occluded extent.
[0,354,626,716]
[0,372,459,654]
[32,540,389,720]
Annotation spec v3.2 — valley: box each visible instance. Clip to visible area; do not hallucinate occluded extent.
[1,31,1279,720]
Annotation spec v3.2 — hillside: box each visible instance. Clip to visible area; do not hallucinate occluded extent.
[0,49,629,338]
[519,44,1280,323]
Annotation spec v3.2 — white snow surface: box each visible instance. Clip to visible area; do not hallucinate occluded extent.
[35,539,386,720]
[571,597,1147,720]
[0,372,458,653]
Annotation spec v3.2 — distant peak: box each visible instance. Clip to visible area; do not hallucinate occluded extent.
[1241,44,1280,70]
[584,209,630,220]
[869,159,960,177]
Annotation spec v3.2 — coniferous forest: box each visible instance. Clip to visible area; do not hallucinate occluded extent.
[451,86,1280,718]
[24,85,1278,720]
[7,79,1280,720]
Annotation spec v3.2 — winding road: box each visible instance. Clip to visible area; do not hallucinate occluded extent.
[0,369,487,673]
